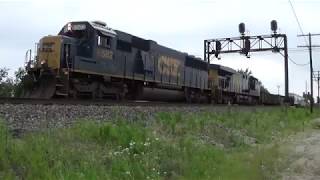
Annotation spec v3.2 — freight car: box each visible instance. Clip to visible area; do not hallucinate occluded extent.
[260,87,284,105]
[24,21,210,102]
[289,93,306,107]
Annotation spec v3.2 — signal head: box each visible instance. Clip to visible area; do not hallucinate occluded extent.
[271,20,278,34]
[239,23,246,35]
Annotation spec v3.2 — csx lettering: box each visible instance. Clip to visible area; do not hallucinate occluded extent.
[158,56,181,77]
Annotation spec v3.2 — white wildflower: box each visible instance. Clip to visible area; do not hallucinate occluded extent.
[125,171,131,175]
[155,138,159,141]
[129,141,136,146]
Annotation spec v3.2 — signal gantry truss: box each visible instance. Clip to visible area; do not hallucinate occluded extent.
[204,33,289,102]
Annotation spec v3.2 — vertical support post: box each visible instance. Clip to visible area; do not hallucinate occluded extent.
[317,75,319,104]
[207,41,210,64]
[309,33,314,113]
[204,40,207,64]
[204,40,210,74]
[283,35,289,102]
[124,56,127,78]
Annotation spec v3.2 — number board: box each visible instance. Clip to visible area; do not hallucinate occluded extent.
[72,24,86,31]
[96,48,113,60]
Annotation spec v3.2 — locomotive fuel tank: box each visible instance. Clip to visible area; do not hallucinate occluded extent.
[138,87,185,101]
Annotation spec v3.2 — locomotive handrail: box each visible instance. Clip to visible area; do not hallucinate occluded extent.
[25,49,32,69]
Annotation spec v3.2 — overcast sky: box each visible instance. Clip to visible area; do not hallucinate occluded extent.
[1,0,320,96]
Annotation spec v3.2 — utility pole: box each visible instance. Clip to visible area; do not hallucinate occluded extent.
[277,85,280,103]
[298,33,320,113]
[313,71,320,104]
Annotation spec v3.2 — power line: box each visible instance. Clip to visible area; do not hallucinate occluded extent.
[288,56,310,66]
[289,49,320,53]
[289,47,320,51]
[279,51,310,66]
[288,0,309,45]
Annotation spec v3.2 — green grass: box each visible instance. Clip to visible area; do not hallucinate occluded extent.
[0,107,319,179]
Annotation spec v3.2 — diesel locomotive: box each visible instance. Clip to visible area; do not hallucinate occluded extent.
[23,20,280,104]
[209,64,261,104]
[24,21,209,102]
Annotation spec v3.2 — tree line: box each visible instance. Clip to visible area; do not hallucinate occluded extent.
[0,67,26,97]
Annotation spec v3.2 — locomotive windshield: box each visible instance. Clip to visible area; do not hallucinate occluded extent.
[60,23,88,39]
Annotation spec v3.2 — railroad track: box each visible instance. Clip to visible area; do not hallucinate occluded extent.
[0,97,210,106]
[0,97,284,109]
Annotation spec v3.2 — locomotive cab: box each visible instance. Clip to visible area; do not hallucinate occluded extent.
[23,33,78,98]
[27,22,89,73]
[58,21,95,69]
[23,21,118,99]
[31,21,116,72]
[35,35,77,71]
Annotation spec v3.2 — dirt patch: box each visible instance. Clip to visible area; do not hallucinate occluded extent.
[281,119,320,180]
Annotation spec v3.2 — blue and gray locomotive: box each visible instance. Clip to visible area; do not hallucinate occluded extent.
[24,21,210,102]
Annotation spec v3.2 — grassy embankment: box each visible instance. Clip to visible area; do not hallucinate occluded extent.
[0,107,319,179]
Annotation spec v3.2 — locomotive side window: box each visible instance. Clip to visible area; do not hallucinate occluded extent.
[62,27,87,39]
[249,78,256,90]
[39,42,54,52]
[219,79,225,89]
[117,40,132,52]
[97,35,111,49]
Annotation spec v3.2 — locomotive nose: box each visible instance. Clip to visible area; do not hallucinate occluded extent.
[37,36,62,70]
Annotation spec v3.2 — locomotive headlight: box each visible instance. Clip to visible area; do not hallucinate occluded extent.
[67,23,72,31]
[62,69,69,75]
[40,60,46,65]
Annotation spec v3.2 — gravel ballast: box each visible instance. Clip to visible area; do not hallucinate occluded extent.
[0,104,273,132]
[0,104,209,131]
